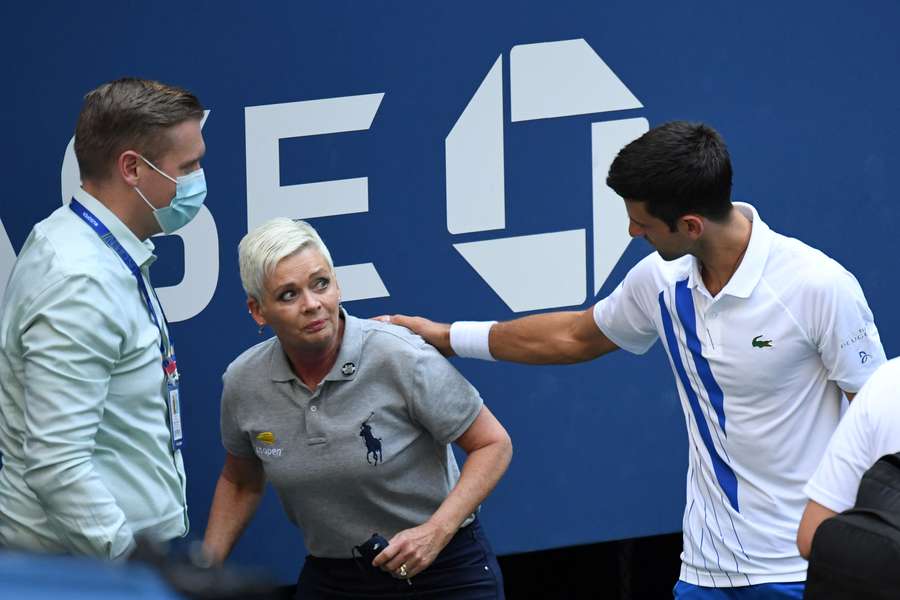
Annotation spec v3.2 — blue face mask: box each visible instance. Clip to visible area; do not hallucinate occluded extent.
[134,155,207,234]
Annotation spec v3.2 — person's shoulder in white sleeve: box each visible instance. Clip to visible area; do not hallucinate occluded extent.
[806,358,900,512]
[593,250,691,355]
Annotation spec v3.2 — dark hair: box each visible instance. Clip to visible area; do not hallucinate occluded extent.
[606,121,733,231]
[74,78,204,182]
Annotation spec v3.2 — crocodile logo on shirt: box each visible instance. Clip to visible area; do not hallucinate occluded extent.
[360,412,383,466]
[752,335,773,349]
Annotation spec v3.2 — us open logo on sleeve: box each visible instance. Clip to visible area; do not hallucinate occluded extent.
[254,431,283,458]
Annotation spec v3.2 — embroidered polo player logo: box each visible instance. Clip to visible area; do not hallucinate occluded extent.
[360,412,383,466]
[752,335,773,349]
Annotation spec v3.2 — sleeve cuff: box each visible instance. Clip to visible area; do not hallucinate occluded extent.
[803,481,854,514]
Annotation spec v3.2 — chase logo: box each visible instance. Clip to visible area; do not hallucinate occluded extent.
[446,39,647,312]
[22,39,646,320]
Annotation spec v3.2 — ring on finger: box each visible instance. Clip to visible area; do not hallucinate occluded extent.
[397,563,408,578]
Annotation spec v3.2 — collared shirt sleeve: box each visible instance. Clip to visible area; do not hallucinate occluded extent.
[408,343,483,446]
[805,266,886,393]
[592,255,660,355]
[220,369,255,458]
[20,274,135,559]
[804,361,900,512]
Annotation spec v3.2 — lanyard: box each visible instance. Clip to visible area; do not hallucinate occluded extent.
[69,199,178,381]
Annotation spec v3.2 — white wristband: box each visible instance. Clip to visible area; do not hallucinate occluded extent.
[449,321,497,361]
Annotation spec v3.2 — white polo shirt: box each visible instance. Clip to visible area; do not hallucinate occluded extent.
[593,203,885,587]
[805,358,900,514]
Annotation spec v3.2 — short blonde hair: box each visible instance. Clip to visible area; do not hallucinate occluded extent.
[238,218,335,301]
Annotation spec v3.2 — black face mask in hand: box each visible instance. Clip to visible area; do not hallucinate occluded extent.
[353,533,389,565]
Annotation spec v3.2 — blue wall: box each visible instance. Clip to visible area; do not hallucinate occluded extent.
[2,1,898,583]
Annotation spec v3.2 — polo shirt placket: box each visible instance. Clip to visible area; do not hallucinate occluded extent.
[271,310,365,447]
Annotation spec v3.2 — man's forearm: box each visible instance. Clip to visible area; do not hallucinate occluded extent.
[24,458,135,559]
[385,308,617,364]
[490,312,587,364]
[21,291,137,559]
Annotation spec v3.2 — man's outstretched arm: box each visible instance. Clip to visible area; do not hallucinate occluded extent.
[380,307,619,364]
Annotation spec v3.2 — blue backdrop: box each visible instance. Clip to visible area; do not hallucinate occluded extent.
[2,1,898,584]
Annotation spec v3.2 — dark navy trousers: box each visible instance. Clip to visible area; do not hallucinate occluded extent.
[295,518,505,599]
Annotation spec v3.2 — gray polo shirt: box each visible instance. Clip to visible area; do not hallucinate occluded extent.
[221,311,483,558]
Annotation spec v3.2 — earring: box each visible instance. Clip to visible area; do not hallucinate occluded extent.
[258,323,265,335]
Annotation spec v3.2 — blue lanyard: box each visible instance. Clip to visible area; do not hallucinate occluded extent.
[69,199,178,379]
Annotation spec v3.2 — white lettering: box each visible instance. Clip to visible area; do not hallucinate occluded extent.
[154,205,219,322]
[255,446,283,458]
[244,94,388,302]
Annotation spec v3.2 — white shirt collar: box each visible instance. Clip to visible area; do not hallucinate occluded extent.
[72,187,156,268]
[687,202,772,299]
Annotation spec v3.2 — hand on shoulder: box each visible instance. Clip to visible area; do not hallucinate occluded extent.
[371,314,454,357]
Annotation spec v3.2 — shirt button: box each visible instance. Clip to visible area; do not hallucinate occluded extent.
[310,405,318,413]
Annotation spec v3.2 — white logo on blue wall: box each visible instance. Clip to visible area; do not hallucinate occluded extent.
[0,40,646,315]
[446,39,648,313]
[243,94,389,307]
[55,97,391,322]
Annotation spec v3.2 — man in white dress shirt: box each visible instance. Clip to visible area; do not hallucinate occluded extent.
[0,78,207,559]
